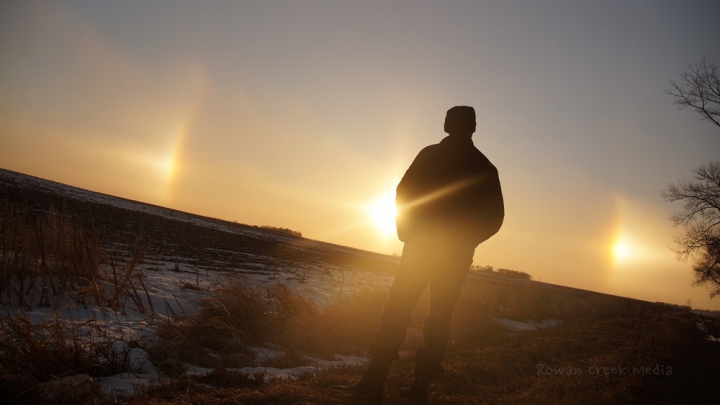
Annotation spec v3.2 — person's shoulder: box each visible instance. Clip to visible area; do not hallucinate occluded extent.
[471,148,498,172]
[415,142,443,159]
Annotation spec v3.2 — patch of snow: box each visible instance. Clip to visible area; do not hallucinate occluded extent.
[183,364,215,377]
[128,348,158,375]
[696,321,709,333]
[314,353,367,368]
[692,310,719,318]
[98,372,162,398]
[234,365,319,382]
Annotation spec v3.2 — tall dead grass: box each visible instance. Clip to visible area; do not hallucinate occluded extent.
[0,310,130,403]
[1,205,101,308]
[148,281,278,375]
[146,281,389,374]
[146,271,649,376]
[0,204,152,313]
[280,288,388,357]
[0,204,150,403]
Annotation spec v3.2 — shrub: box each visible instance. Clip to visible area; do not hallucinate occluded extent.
[0,203,149,402]
[281,288,389,357]
[260,225,302,237]
[0,310,129,403]
[147,281,319,375]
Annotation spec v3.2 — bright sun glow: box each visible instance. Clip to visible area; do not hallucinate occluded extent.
[613,240,631,262]
[367,188,398,236]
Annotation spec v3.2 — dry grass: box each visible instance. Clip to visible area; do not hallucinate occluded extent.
[2,201,715,404]
[0,204,152,404]
[448,277,638,349]
[143,268,661,381]
[280,288,388,358]
[134,273,718,405]
[0,204,153,313]
[146,281,385,375]
[146,281,317,375]
[0,311,129,379]
[0,310,129,404]
[427,311,715,405]
[2,257,710,404]
[122,310,720,405]
[0,205,101,309]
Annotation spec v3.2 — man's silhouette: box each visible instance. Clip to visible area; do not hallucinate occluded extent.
[348,106,504,404]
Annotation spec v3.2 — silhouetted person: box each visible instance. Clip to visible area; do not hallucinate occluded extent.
[348,106,504,404]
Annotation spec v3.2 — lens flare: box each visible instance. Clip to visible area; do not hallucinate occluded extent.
[159,128,186,201]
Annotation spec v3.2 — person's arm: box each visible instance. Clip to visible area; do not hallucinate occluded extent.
[478,167,504,244]
[395,148,433,242]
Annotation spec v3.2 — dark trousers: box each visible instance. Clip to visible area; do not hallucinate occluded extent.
[372,236,474,361]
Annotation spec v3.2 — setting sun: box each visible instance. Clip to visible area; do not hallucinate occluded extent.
[367,187,398,237]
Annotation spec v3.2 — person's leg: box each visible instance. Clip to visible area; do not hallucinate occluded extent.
[423,260,469,361]
[373,243,433,356]
[407,244,473,404]
[347,241,432,401]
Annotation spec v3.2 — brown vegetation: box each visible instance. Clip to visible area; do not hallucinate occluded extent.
[133,276,720,405]
[0,204,152,312]
[2,171,719,404]
[120,290,720,405]
[0,204,148,403]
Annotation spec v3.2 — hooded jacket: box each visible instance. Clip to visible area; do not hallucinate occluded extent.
[395,135,504,247]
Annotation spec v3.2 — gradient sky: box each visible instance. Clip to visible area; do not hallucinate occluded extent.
[2,1,720,309]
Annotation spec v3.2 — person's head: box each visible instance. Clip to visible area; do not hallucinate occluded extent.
[444,106,476,136]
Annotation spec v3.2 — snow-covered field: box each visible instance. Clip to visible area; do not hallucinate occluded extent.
[1,168,576,399]
[0,168,401,398]
[14,262,390,397]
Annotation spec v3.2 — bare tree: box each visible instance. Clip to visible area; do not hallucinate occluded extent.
[666,58,720,128]
[664,59,720,297]
[663,162,720,297]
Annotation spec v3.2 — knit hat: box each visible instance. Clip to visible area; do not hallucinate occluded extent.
[444,106,476,135]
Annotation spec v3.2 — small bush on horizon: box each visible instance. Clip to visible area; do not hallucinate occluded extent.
[470,265,532,280]
[260,225,302,238]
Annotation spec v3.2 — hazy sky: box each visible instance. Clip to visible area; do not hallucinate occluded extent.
[2,1,720,309]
